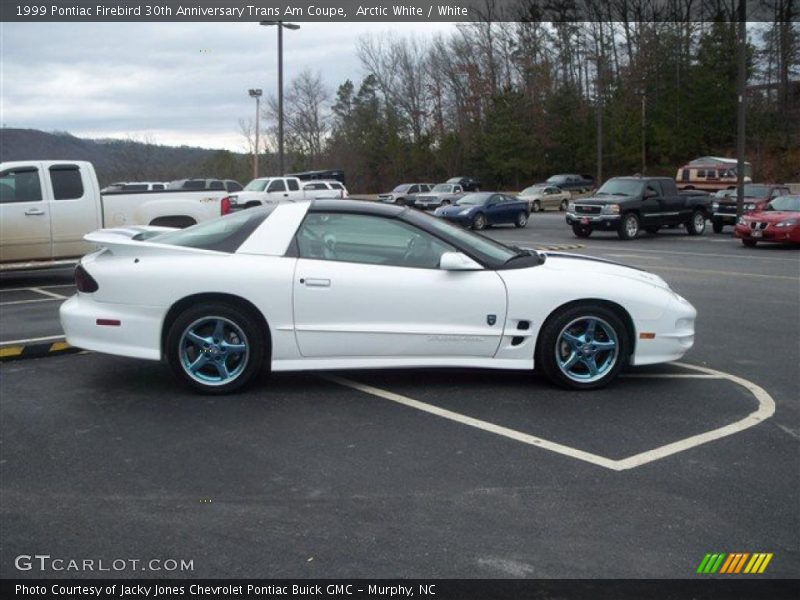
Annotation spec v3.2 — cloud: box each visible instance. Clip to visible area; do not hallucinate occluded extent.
[0,21,456,151]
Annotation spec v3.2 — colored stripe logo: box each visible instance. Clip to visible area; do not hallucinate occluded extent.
[697,552,773,574]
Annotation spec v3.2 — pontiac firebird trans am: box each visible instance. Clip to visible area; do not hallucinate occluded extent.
[60,200,696,394]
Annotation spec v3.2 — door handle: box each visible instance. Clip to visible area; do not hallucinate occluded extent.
[302,278,331,288]
[24,208,45,216]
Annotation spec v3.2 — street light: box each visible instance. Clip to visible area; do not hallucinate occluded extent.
[248,88,262,179]
[260,20,300,176]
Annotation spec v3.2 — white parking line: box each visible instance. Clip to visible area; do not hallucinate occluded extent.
[0,334,65,346]
[0,297,63,306]
[30,287,68,299]
[326,361,775,472]
[0,283,75,293]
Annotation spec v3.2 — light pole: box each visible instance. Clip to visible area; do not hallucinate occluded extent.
[586,53,604,185]
[248,88,262,179]
[260,20,300,176]
[638,85,647,175]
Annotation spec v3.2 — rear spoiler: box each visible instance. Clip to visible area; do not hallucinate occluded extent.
[83,226,223,258]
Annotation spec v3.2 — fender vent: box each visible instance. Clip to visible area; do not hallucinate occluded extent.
[517,320,530,330]
[511,336,525,346]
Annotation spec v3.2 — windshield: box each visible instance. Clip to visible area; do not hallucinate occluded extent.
[766,196,800,212]
[244,179,270,192]
[392,184,411,193]
[148,208,272,252]
[596,179,645,197]
[431,184,453,192]
[456,193,491,206]
[520,186,545,195]
[546,175,567,184]
[743,184,771,198]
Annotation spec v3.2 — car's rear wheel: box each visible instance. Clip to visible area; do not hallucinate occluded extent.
[532,200,541,212]
[514,212,528,228]
[712,220,724,233]
[686,210,707,235]
[536,304,629,390]
[618,212,640,240]
[571,224,592,238]
[742,239,757,247]
[471,213,487,230]
[166,302,266,394]
[560,199,568,211]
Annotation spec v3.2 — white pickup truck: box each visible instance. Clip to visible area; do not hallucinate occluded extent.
[0,160,232,269]
[228,176,347,211]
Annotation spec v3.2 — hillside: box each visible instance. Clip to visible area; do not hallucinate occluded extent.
[0,128,251,186]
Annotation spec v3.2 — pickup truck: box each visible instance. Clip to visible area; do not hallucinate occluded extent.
[0,160,232,268]
[226,176,344,211]
[566,176,711,240]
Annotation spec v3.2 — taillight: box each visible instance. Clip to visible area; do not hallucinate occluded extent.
[75,265,98,293]
[220,196,231,215]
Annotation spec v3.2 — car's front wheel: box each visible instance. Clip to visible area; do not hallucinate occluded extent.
[560,199,568,211]
[536,304,629,390]
[166,302,266,394]
[471,213,487,230]
[515,211,529,228]
[532,200,541,212]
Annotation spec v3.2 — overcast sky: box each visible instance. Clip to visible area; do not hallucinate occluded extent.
[0,21,457,151]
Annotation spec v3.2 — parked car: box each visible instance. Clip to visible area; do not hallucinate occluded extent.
[413,183,465,210]
[168,178,243,192]
[734,195,800,247]
[518,184,572,212]
[227,176,345,211]
[545,174,594,193]
[378,183,434,206]
[446,176,481,192]
[711,183,791,233]
[0,160,233,268]
[434,192,530,230]
[566,176,710,239]
[60,199,696,394]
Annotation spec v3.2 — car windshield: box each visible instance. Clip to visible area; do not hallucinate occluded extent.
[546,176,567,184]
[456,193,491,206]
[596,179,645,197]
[520,186,545,195]
[147,208,272,253]
[743,184,771,198]
[766,196,800,212]
[431,184,453,192]
[392,184,411,193]
[244,179,270,192]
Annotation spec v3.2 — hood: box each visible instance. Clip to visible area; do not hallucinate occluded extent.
[230,191,269,203]
[518,192,543,200]
[743,210,799,223]
[542,252,670,290]
[436,204,477,216]
[575,194,628,205]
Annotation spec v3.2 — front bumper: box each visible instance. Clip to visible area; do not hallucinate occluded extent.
[712,211,738,224]
[630,294,696,366]
[60,294,164,361]
[566,212,621,229]
[734,223,800,243]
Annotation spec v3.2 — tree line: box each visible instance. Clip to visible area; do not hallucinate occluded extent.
[239,1,799,193]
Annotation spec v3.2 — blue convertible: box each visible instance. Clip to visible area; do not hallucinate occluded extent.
[433,192,530,230]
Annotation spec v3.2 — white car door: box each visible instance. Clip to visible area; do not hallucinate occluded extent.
[292,212,507,358]
[0,163,51,262]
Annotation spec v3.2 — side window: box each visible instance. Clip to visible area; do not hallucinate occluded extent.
[209,181,224,190]
[697,170,706,178]
[226,181,243,192]
[489,194,503,204]
[0,167,42,203]
[408,185,419,194]
[287,179,299,191]
[49,166,85,200]
[681,169,690,181]
[267,179,286,193]
[122,184,147,192]
[153,184,165,191]
[330,183,343,190]
[296,213,455,269]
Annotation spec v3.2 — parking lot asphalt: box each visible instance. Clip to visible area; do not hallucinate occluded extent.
[1,211,798,579]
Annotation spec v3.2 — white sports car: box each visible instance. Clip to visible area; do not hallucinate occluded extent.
[60,200,696,394]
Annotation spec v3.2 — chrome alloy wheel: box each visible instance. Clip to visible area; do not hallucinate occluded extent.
[555,316,619,383]
[624,214,639,238]
[179,316,250,386]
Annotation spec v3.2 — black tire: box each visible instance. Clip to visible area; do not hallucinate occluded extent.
[618,212,641,240]
[686,210,707,235]
[645,226,661,234]
[514,211,529,228]
[560,199,568,211]
[712,220,724,234]
[571,224,592,238]
[742,239,757,247]
[535,303,629,390]
[166,301,266,394]
[471,213,487,230]
[532,200,542,212]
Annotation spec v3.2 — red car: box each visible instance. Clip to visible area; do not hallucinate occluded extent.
[734,195,800,247]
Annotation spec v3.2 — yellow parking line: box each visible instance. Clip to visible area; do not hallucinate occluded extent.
[0,346,24,358]
[49,342,71,352]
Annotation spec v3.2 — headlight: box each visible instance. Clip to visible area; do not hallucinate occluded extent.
[745,203,756,211]
[711,201,719,211]
[568,202,576,212]
[601,204,620,215]
[737,217,747,225]
[776,219,797,228]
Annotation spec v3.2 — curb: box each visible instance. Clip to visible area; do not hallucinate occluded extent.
[533,244,585,251]
[0,340,78,362]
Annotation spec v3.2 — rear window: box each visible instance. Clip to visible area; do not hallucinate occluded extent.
[122,184,148,192]
[49,165,84,200]
[183,180,207,190]
[148,208,273,253]
[287,179,299,191]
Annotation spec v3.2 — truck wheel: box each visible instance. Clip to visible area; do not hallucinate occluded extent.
[686,210,707,235]
[618,213,640,240]
[712,220,724,234]
[571,224,592,238]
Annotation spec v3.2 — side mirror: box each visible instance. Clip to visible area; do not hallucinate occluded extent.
[439,252,482,271]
